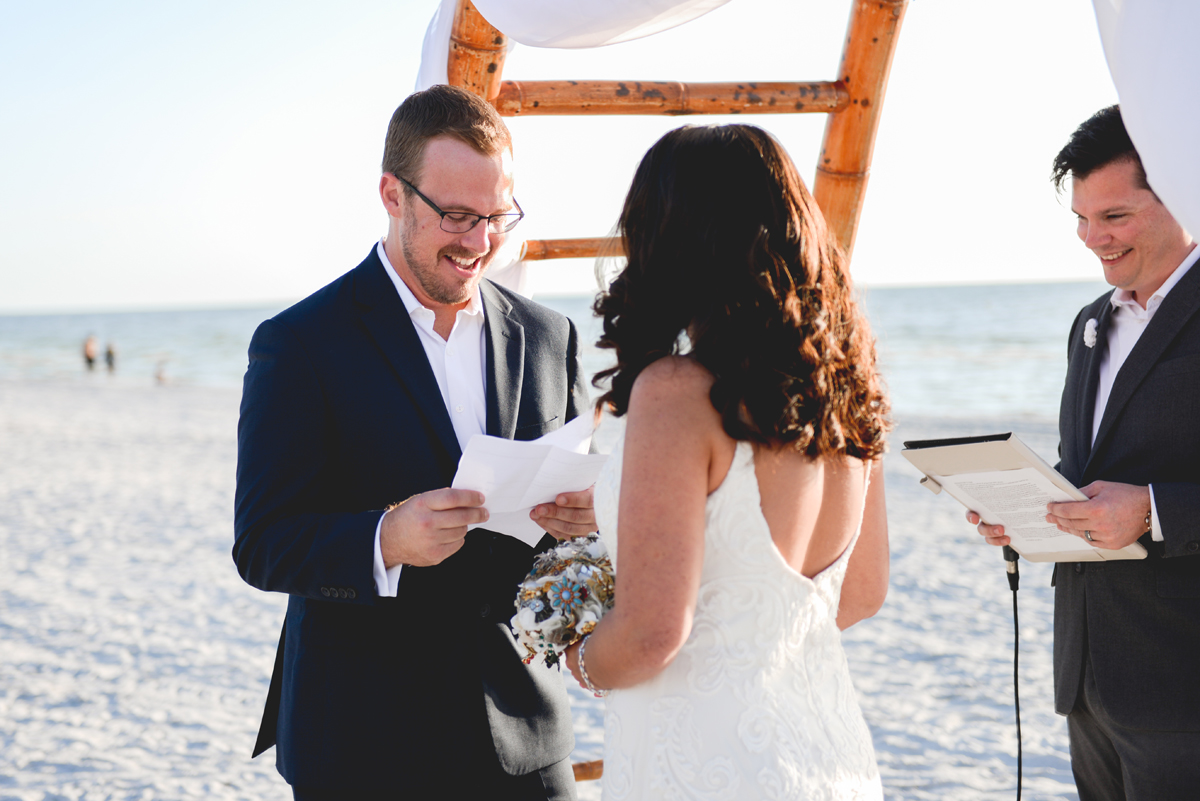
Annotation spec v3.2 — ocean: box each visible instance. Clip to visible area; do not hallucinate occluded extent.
[0,280,1111,422]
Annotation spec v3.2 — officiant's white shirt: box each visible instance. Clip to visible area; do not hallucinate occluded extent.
[371,240,488,596]
[1092,243,1199,541]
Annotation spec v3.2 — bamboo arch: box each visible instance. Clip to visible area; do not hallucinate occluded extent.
[446,0,909,265]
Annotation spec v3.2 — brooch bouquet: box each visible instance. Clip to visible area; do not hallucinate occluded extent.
[511,533,615,668]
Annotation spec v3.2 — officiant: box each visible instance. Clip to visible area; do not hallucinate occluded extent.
[233,85,594,800]
[972,105,1200,799]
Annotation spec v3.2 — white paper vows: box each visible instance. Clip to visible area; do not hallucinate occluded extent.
[934,468,1096,556]
[451,415,608,546]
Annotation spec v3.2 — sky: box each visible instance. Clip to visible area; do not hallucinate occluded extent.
[0,0,1118,313]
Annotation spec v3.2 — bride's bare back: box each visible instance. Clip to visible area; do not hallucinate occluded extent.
[753,447,869,579]
[705,422,869,579]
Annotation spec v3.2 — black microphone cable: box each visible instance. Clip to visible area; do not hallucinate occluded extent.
[1003,544,1022,801]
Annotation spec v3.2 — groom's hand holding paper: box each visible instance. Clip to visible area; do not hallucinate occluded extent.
[452,415,607,547]
[531,487,598,541]
[380,488,488,568]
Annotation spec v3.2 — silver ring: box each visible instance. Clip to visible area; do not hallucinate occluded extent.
[1084,530,1094,542]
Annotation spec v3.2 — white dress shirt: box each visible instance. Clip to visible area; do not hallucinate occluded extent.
[371,240,489,596]
[1091,244,1200,541]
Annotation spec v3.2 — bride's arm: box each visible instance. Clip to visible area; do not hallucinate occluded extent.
[836,459,889,630]
[566,357,721,691]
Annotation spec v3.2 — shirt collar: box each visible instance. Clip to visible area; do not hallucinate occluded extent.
[376,239,484,318]
[1110,243,1200,314]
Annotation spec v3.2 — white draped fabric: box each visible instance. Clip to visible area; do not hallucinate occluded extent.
[417,0,733,91]
[468,0,732,49]
[415,0,733,294]
[1093,0,1200,239]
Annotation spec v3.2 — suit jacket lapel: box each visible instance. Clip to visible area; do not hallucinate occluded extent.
[1087,262,1200,476]
[1075,298,1114,470]
[352,249,462,463]
[481,281,524,439]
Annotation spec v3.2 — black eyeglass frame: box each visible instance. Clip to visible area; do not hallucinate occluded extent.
[397,176,524,234]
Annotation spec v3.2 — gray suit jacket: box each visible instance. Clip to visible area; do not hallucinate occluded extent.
[234,246,586,792]
[1054,260,1200,731]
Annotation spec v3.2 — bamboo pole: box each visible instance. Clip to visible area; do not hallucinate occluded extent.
[493,80,846,117]
[812,0,910,261]
[446,0,508,101]
[572,759,604,782]
[520,237,623,261]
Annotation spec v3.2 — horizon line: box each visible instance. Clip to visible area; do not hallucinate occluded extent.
[0,276,1108,317]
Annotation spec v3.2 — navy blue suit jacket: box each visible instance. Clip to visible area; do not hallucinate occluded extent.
[233,247,586,791]
[1054,259,1200,731]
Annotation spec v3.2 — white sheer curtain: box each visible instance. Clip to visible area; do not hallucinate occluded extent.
[1093,0,1200,239]
[414,0,734,294]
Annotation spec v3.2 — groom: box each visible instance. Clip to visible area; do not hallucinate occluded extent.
[234,85,593,799]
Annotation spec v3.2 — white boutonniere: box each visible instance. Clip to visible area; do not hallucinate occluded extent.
[1084,318,1098,348]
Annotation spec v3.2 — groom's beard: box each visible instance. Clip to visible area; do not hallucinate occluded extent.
[400,209,491,306]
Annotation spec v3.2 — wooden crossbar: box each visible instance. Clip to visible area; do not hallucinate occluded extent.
[494,80,847,117]
[520,237,622,261]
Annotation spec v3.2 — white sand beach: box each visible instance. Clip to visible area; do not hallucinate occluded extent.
[0,378,1079,800]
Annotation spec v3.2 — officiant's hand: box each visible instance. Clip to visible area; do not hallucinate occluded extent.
[380,489,488,567]
[531,486,596,540]
[1045,481,1151,550]
[966,510,1009,547]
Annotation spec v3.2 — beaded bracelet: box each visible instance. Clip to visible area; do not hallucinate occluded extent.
[578,634,609,698]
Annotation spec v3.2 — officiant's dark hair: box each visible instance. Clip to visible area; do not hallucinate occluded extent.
[594,124,890,460]
[381,85,512,188]
[1051,105,1153,195]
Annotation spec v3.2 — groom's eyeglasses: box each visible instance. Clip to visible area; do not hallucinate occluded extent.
[397,176,524,234]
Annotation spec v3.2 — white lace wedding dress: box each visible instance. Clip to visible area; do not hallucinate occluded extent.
[595,434,883,801]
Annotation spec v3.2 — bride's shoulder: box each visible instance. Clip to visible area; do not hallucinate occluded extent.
[629,356,715,405]
[627,357,723,432]
[626,357,734,491]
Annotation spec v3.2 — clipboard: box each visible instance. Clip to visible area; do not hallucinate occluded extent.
[901,433,1147,563]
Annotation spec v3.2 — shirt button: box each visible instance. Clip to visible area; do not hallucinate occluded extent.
[455,405,464,413]
[447,347,455,356]
[1074,564,1084,574]
[1188,541,1199,553]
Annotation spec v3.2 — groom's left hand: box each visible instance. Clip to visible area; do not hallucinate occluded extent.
[531,486,596,540]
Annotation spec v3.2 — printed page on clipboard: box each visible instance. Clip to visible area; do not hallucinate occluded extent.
[901,433,1147,563]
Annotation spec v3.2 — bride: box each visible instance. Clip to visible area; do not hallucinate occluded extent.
[565,124,891,800]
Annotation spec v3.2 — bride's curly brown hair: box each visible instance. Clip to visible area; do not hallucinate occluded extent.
[593,124,889,460]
